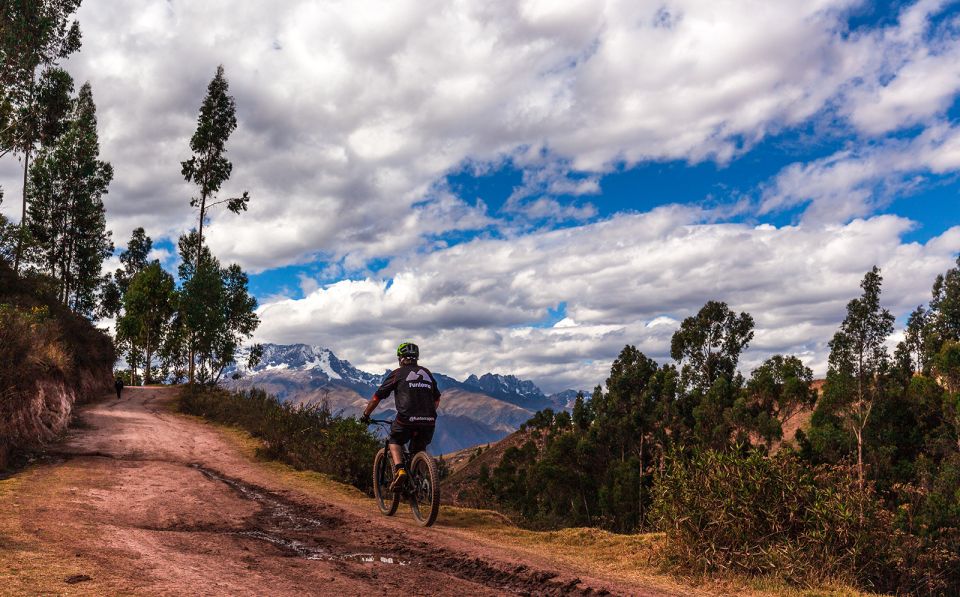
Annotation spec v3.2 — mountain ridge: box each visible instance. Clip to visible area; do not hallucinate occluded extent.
[225,343,584,453]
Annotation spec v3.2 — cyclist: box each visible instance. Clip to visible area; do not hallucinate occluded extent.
[361,342,441,492]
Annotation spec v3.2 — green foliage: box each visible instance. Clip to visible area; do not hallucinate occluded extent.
[180,65,250,273]
[177,255,258,384]
[670,300,754,393]
[25,82,113,316]
[571,391,592,430]
[117,262,175,384]
[0,0,83,273]
[734,355,816,448]
[179,386,379,491]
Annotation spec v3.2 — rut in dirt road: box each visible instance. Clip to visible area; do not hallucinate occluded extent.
[189,464,612,596]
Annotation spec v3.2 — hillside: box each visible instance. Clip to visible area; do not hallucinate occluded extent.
[442,428,538,508]
[0,262,115,469]
[225,343,584,453]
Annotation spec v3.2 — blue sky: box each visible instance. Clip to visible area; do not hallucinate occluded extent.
[2,0,959,391]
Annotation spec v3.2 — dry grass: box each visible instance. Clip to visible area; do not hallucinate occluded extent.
[0,468,107,596]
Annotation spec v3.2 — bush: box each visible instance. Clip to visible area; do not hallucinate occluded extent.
[179,386,379,491]
[651,447,959,594]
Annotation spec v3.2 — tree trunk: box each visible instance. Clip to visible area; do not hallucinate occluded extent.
[855,427,864,489]
[144,332,152,386]
[196,187,208,270]
[638,434,645,530]
[13,148,31,274]
[188,344,195,385]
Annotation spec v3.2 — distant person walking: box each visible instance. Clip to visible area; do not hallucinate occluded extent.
[115,377,124,399]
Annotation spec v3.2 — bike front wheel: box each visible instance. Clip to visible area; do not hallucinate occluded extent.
[372,448,400,516]
[407,451,440,527]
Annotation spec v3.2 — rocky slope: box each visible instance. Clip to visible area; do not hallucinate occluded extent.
[224,343,583,454]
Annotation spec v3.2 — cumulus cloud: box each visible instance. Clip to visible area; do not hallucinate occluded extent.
[255,209,960,392]
[5,0,957,271]
[843,0,960,135]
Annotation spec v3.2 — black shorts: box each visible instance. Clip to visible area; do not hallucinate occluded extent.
[389,422,434,454]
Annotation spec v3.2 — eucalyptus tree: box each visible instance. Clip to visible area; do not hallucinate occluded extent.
[821,267,895,487]
[180,65,250,271]
[117,262,175,385]
[179,255,258,384]
[733,354,816,450]
[670,300,754,448]
[0,0,82,273]
[26,82,112,316]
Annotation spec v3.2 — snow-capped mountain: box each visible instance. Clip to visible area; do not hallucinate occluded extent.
[223,343,584,453]
[230,344,382,397]
[462,373,556,411]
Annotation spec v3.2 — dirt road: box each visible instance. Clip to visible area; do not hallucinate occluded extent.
[0,387,680,596]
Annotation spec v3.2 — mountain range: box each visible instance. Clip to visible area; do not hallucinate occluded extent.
[223,343,583,454]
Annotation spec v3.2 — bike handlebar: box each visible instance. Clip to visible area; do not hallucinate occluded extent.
[368,418,393,425]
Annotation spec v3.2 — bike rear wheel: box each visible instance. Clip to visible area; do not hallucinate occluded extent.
[372,448,400,516]
[407,451,440,527]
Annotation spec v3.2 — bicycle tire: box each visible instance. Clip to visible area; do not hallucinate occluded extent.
[372,448,400,516]
[408,451,440,527]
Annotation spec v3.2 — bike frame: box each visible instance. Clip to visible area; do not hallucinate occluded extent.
[370,419,411,472]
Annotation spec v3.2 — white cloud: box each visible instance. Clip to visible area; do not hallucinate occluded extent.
[255,209,960,392]
[843,0,960,134]
[761,123,960,223]
[6,0,957,272]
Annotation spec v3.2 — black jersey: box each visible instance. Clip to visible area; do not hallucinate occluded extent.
[375,364,441,426]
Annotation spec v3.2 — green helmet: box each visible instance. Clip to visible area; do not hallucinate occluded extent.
[397,342,419,360]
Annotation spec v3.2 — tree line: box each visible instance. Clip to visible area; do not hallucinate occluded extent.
[479,262,960,574]
[1,1,259,385]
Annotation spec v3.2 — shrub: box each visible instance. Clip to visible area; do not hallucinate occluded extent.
[651,447,959,594]
[179,386,379,491]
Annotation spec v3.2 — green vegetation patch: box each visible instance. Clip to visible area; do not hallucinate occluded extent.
[179,385,379,491]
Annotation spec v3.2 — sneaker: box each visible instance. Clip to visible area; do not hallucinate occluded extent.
[389,468,407,492]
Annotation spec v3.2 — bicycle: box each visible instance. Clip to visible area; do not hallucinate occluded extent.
[369,419,440,527]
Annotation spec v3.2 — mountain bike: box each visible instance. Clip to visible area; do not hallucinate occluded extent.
[369,419,440,527]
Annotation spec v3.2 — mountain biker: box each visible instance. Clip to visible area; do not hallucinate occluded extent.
[361,342,441,492]
[115,377,124,399]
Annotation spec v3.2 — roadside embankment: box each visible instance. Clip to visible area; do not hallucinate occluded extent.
[0,262,114,469]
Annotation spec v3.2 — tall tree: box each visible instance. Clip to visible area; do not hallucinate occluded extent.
[670,300,754,393]
[26,82,112,316]
[929,257,960,352]
[117,262,175,385]
[823,267,895,487]
[180,65,249,272]
[0,0,82,273]
[902,305,930,374]
[670,301,754,449]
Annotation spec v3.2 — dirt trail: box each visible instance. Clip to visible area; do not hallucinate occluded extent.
[0,387,679,596]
